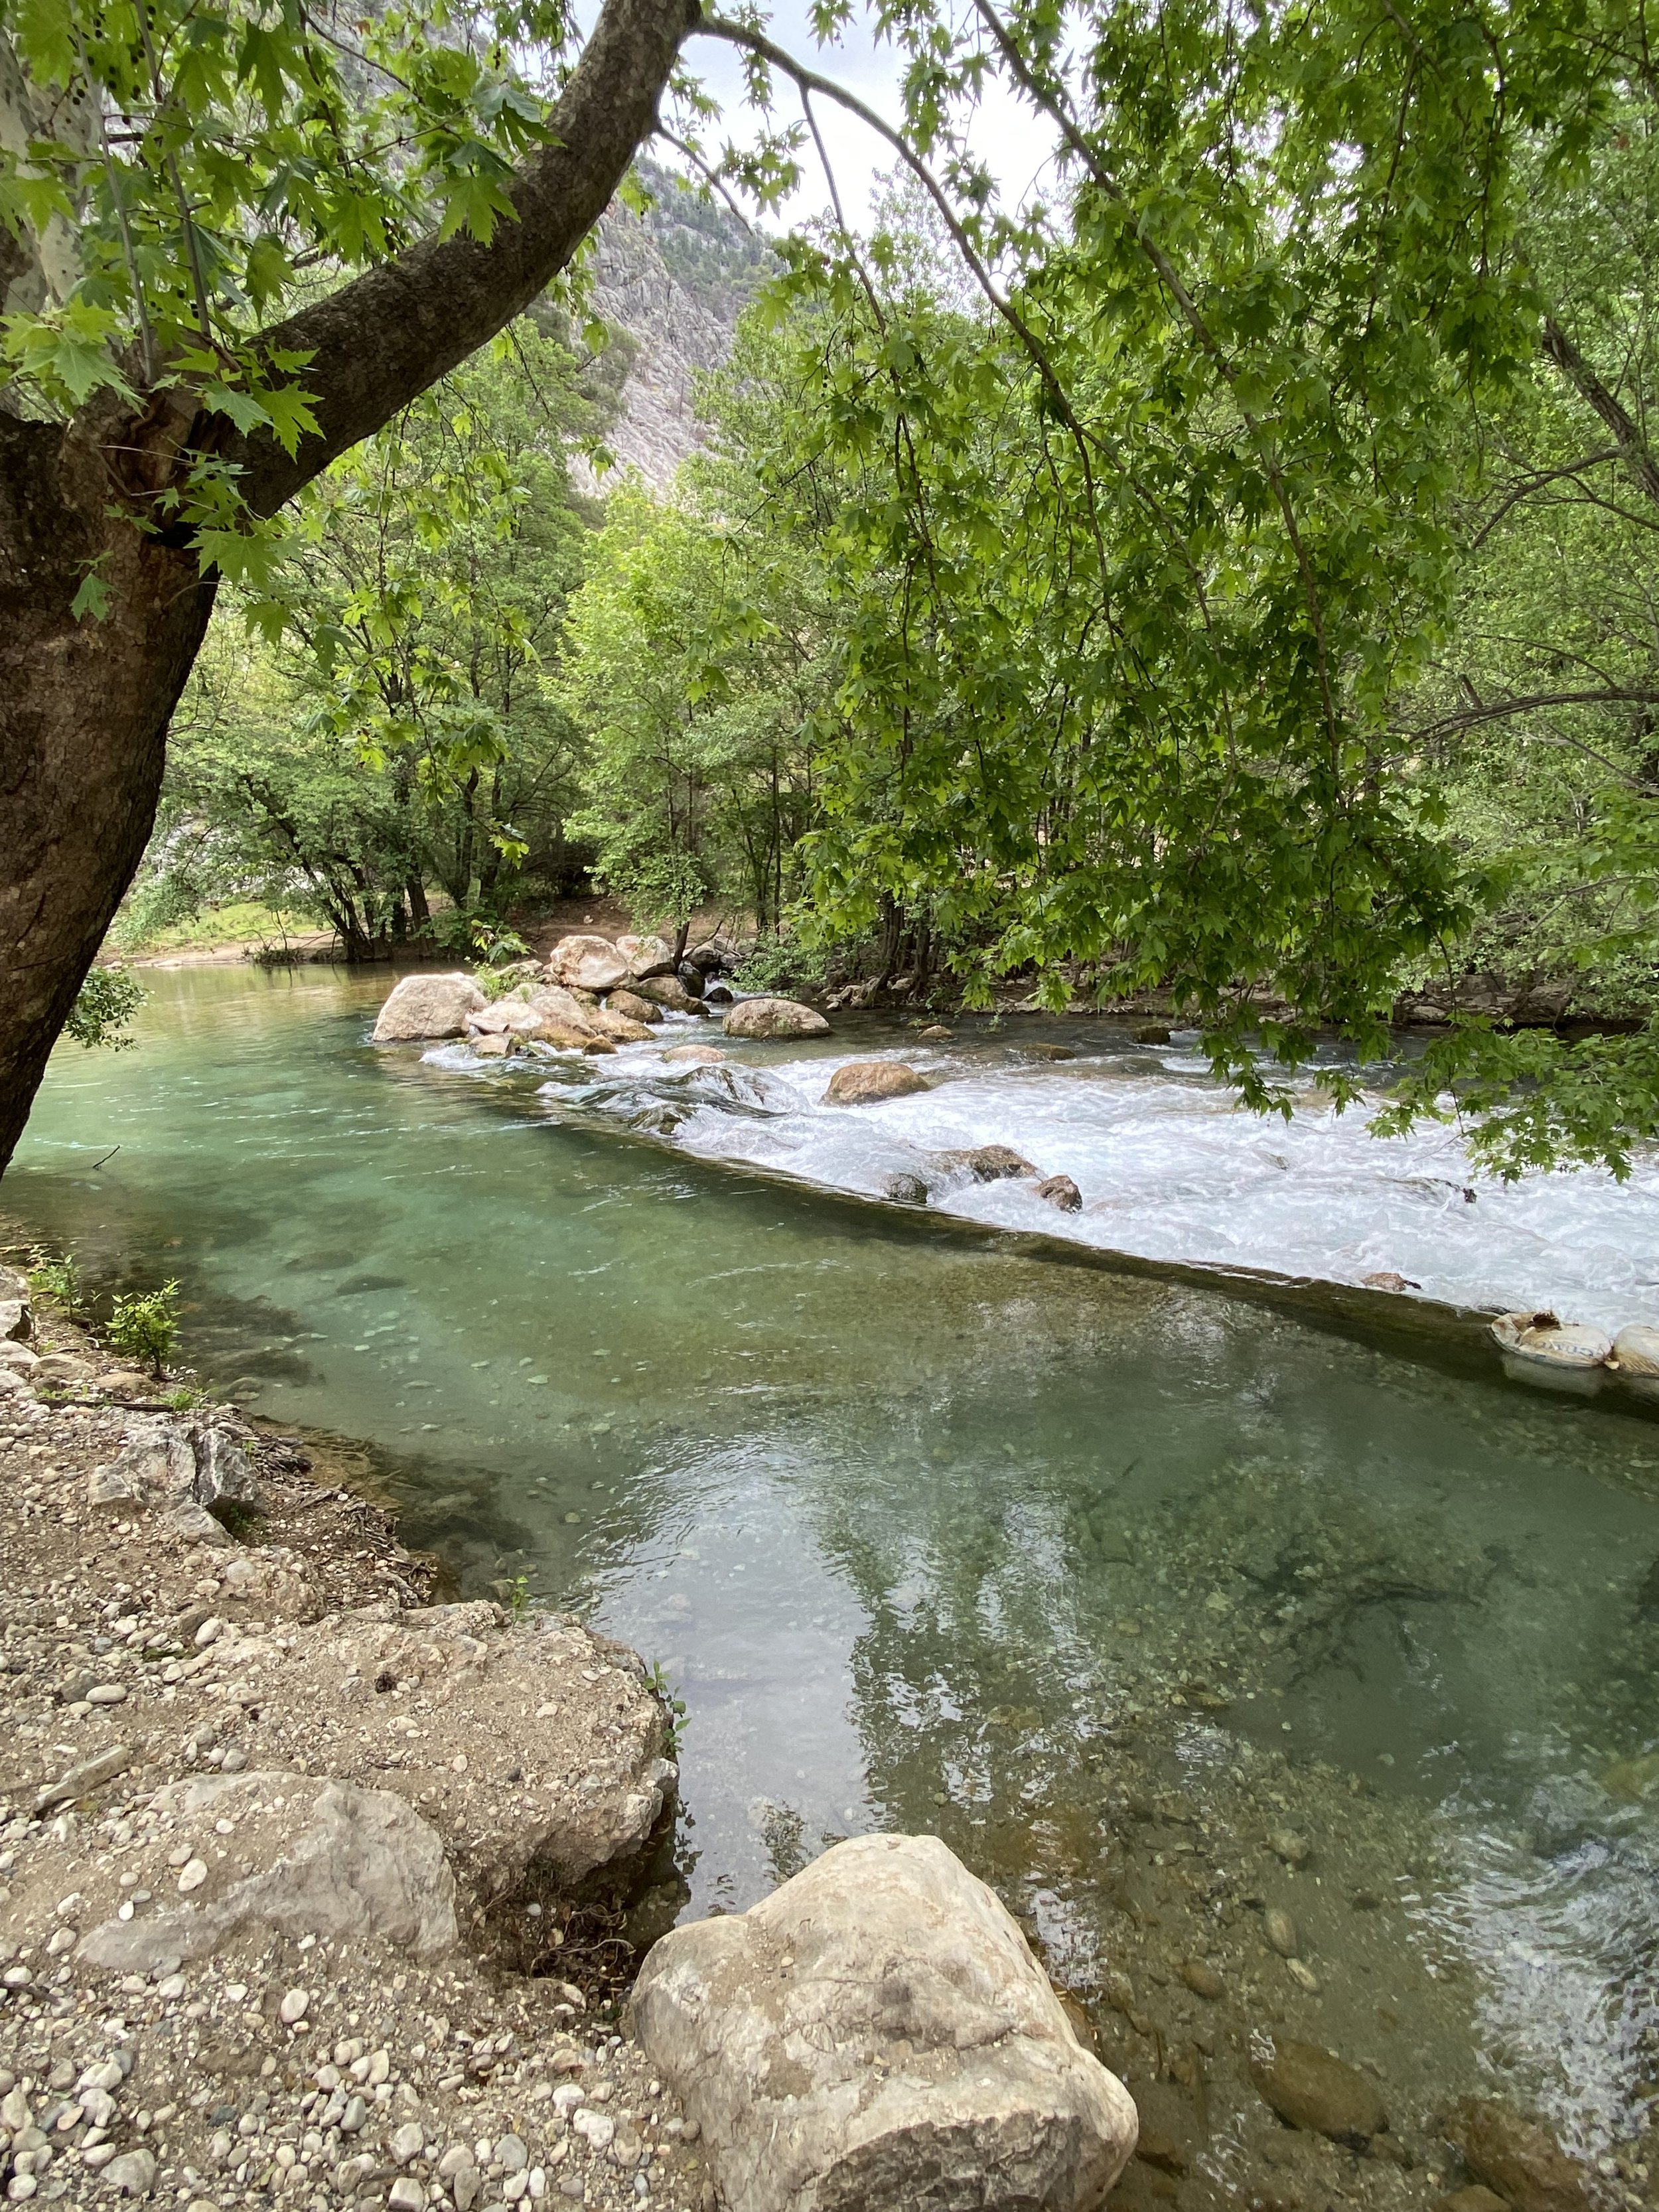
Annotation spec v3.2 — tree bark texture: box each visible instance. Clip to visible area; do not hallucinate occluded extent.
[0,0,697,1175]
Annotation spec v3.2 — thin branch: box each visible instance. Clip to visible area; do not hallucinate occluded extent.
[1468,447,1624,548]
[971,0,1343,757]
[695,12,1112,570]
[652,127,755,234]
[1413,685,1659,737]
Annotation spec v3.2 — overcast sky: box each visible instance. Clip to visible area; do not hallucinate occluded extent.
[662,0,1064,235]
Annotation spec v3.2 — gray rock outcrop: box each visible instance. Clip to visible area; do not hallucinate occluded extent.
[631,1831,1137,2212]
[372,974,486,1043]
[76,1770,458,1969]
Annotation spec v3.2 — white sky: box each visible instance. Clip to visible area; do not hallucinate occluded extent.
[662,1,1064,235]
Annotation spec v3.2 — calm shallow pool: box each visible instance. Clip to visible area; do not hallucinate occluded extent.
[10,966,1659,2197]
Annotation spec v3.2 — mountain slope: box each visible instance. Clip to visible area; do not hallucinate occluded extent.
[587,159,776,488]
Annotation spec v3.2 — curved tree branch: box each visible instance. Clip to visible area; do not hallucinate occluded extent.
[224,0,699,517]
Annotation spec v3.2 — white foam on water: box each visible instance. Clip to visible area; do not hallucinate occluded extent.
[543,1036,1659,1333]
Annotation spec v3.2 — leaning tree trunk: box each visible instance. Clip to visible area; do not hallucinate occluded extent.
[1,397,218,1172]
[0,0,697,1176]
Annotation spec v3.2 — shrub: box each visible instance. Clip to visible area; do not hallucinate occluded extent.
[107,1281,181,1379]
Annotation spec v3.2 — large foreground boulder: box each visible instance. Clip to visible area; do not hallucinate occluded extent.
[76,1770,457,1970]
[371,972,485,1043]
[546,933,631,992]
[822,1061,930,1106]
[723,996,830,1041]
[631,1832,1137,2212]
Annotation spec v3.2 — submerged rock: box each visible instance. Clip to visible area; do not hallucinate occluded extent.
[545,933,630,993]
[822,1061,930,1105]
[918,1024,954,1041]
[371,973,486,1043]
[1443,2101,1591,2212]
[1264,1907,1300,1957]
[662,1043,726,1067]
[1248,2035,1386,2145]
[723,996,830,1040]
[1035,1173,1083,1212]
[881,1171,930,1206]
[631,1832,1137,2212]
[934,1143,1039,1182]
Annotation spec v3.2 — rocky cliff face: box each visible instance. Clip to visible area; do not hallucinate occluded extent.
[587,160,775,489]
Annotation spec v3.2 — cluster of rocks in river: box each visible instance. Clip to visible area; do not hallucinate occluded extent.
[372,938,1098,1218]
[370,938,749,1060]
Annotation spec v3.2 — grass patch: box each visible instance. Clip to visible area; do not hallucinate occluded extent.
[113,900,314,954]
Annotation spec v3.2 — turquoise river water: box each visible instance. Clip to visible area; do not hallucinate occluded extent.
[9,964,1659,2203]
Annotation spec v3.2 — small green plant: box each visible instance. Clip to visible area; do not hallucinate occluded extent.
[64,966,146,1050]
[496,1572,534,1621]
[107,1280,181,1379]
[27,1246,84,1316]
[163,1385,204,1412]
[646,1660,688,1753]
[471,921,531,969]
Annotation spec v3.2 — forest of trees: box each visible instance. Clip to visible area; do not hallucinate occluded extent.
[7,0,1659,1176]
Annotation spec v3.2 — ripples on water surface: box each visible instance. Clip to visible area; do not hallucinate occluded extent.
[12,966,1659,2189]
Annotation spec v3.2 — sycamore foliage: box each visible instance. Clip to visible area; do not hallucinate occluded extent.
[136,317,600,950]
[650,0,1659,1173]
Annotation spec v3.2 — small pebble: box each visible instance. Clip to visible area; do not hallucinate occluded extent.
[279,1987,310,2024]
[1265,1907,1300,1957]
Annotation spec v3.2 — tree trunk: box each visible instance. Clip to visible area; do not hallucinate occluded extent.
[0,0,697,1175]
[1,406,216,1173]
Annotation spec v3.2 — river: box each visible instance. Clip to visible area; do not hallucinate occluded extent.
[9,963,1659,2195]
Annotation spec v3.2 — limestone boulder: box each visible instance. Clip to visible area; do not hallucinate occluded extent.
[630,973,704,1015]
[631,1831,1137,2212]
[371,973,485,1043]
[545,934,631,993]
[616,933,676,979]
[591,1005,656,1043]
[607,989,664,1024]
[467,999,547,1037]
[1035,1175,1083,1213]
[76,1770,457,1970]
[822,1062,930,1106]
[528,984,603,1037]
[723,996,830,1041]
[184,1602,677,1903]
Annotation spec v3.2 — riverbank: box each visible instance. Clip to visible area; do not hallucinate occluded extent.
[0,1270,709,2212]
